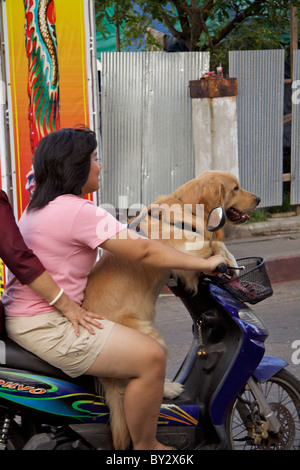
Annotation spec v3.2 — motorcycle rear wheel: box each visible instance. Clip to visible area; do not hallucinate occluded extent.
[225,369,300,450]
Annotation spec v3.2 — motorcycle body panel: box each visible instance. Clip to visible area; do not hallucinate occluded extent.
[207,284,267,425]
[0,366,199,429]
[170,281,269,431]
[253,355,288,382]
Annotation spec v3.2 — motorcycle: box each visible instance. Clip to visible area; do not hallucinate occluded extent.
[0,206,299,450]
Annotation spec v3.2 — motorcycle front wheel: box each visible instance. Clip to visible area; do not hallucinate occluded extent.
[225,369,300,450]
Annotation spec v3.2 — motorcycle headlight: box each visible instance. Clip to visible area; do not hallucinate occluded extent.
[238,308,268,334]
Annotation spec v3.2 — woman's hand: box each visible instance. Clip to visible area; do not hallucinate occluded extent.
[58,300,105,337]
[200,255,229,276]
[27,271,104,336]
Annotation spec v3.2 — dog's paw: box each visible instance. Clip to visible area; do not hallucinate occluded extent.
[163,380,184,399]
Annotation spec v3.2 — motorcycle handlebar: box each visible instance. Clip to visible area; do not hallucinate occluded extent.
[215,263,246,274]
[216,263,228,273]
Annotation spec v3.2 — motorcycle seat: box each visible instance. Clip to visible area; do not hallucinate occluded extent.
[3,335,70,379]
[1,334,96,392]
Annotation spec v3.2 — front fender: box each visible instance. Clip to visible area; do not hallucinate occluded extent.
[253,355,287,382]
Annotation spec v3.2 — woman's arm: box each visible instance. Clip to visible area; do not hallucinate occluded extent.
[0,190,45,284]
[101,229,228,274]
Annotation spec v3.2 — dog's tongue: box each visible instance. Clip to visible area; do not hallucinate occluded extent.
[227,207,250,223]
[239,211,250,222]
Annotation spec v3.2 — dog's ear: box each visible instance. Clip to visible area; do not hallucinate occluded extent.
[208,182,226,208]
[172,179,204,206]
[174,178,226,208]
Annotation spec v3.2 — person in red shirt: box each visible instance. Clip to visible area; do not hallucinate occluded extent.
[0,190,45,283]
[0,189,103,335]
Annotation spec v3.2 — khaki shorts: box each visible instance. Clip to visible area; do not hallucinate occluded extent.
[5,311,115,378]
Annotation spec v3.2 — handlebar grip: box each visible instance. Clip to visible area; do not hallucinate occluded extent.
[216,263,228,273]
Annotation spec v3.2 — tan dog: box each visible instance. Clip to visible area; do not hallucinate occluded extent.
[83,170,260,449]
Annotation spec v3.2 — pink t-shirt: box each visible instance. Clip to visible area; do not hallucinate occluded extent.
[2,195,127,316]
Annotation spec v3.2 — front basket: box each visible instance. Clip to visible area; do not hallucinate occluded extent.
[215,257,273,304]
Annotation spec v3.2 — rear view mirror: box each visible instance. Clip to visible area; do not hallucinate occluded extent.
[206,206,226,232]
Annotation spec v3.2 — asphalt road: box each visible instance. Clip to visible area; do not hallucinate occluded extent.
[154,279,300,381]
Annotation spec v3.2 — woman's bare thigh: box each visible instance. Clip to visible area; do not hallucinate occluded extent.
[85,323,166,379]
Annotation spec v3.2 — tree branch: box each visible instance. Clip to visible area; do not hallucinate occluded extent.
[199,14,214,50]
[211,0,266,48]
[167,1,192,41]
[199,0,216,14]
[157,5,183,39]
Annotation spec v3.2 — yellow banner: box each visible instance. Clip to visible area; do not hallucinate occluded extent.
[0,260,4,298]
[5,0,91,217]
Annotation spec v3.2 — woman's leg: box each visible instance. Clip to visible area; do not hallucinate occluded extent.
[86,323,169,450]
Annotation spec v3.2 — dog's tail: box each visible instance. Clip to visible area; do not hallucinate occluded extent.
[102,377,131,450]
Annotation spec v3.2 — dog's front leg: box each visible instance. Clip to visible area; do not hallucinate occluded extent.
[163,380,184,399]
[210,241,237,266]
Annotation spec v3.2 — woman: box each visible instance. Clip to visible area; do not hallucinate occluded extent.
[0,189,102,335]
[2,127,228,450]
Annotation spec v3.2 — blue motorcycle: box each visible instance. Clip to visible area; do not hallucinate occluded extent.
[0,207,299,450]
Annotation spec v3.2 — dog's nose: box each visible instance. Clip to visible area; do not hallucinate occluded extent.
[256,196,261,206]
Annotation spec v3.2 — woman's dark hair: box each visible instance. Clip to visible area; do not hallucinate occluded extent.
[28,127,97,211]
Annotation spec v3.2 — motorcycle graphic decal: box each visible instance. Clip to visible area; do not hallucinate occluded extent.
[0,379,47,394]
[0,370,109,423]
[0,370,198,426]
[158,404,198,426]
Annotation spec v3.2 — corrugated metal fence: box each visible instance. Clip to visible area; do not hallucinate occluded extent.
[291,50,300,206]
[100,52,209,208]
[229,50,285,207]
[100,50,299,209]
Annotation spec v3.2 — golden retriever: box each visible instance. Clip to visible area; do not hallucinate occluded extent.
[82,170,260,449]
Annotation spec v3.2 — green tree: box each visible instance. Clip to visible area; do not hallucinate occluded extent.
[95,1,300,69]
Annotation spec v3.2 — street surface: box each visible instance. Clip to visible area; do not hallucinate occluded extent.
[154,280,300,381]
